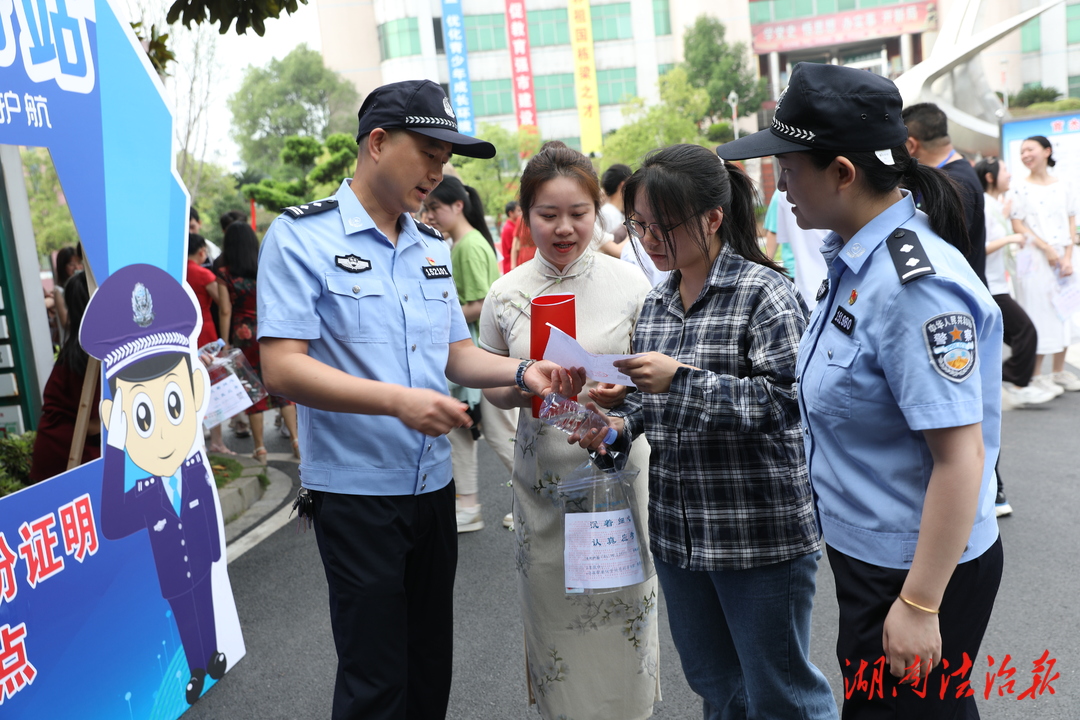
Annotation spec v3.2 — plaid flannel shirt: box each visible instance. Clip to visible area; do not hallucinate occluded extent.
[612,242,821,570]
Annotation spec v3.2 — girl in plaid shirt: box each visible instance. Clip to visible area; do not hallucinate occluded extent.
[579,144,837,720]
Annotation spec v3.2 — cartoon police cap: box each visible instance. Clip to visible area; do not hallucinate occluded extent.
[81,264,197,379]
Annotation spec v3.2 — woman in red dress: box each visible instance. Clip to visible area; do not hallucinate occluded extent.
[30,271,100,482]
[216,222,299,462]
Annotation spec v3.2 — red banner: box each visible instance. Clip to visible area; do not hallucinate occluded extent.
[505,0,538,130]
[751,0,938,54]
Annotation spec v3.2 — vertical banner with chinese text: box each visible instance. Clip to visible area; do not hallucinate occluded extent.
[504,0,538,131]
[441,0,475,135]
[567,0,602,154]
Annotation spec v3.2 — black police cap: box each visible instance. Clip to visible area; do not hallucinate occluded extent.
[356,79,496,159]
[716,63,908,161]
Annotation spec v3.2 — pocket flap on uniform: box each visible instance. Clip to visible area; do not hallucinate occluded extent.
[325,273,384,298]
[825,340,860,368]
[421,280,455,302]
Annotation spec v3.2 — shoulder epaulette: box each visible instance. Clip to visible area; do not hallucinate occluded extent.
[414,219,443,240]
[282,199,338,219]
[886,228,936,284]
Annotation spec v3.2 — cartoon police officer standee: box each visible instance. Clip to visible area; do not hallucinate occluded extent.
[81,264,226,705]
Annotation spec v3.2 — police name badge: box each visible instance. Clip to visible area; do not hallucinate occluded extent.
[336,254,371,273]
[831,306,855,336]
[422,265,451,279]
[923,313,977,382]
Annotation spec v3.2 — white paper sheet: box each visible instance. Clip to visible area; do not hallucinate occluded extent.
[543,324,639,386]
[1053,275,1080,319]
[564,508,645,592]
[203,373,254,429]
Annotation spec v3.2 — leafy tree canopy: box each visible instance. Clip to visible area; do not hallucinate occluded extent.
[599,67,709,169]
[21,148,79,260]
[182,154,248,246]
[682,16,768,121]
[1008,84,1062,108]
[228,45,359,177]
[242,133,358,211]
[167,0,307,36]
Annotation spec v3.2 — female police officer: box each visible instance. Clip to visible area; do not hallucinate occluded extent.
[717,63,1004,719]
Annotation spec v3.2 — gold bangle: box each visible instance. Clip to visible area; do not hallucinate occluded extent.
[898,594,940,615]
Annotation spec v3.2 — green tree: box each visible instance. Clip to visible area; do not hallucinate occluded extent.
[167,0,308,36]
[308,133,360,195]
[20,148,79,260]
[1008,84,1063,108]
[182,154,248,246]
[600,68,709,169]
[682,16,767,121]
[242,133,359,211]
[228,45,359,177]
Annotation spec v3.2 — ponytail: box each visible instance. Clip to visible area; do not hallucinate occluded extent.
[900,157,967,254]
[807,146,967,254]
[462,184,495,252]
[722,161,788,277]
[428,176,495,252]
[623,144,788,277]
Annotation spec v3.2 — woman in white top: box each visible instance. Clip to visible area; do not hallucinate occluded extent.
[1009,135,1080,392]
[480,142,659,720]
[975,157,1056,407]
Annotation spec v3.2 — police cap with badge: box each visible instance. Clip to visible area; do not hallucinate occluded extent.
[716,63,934,286]
[81,263,198,382]
[356,79,496,159]
[281,79,497,228]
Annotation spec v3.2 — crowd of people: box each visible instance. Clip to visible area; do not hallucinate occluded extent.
[24,63,1078,720]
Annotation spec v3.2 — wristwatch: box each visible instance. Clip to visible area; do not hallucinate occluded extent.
[516,359,537,394]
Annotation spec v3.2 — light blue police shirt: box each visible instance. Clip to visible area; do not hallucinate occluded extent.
[796,192,1002,569]
[257,178,470,496]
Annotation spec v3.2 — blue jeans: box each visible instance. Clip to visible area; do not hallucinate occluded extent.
[655,552,838,720]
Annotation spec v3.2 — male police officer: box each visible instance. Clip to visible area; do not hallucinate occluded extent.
[257,80,574,720]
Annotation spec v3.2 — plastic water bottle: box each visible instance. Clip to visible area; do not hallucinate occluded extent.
[198,338,226,357]
[538,393,618,446]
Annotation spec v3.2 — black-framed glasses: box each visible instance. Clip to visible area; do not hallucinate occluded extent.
[624,217,688,241]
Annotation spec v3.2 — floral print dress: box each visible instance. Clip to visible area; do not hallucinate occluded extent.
[479,250,660,720]
[218,267,293,414]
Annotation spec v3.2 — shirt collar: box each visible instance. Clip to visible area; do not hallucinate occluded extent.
[829,190,916,275]
[659,241,740,316]
[334,178,428,250]
[535,247,594,280]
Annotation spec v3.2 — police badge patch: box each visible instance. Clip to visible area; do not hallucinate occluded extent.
[335,254,372,273]
[923,312,977,382]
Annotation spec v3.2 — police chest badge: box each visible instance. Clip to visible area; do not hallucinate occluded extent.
[336,254,371,273]
[422,257,451,279]
[923,313,977,382]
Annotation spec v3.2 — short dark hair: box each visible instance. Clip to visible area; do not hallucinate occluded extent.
[973,157,1002,193]
[520,141,602,225]
[1024,135,1057,168]
[108,353,192,395]
[601,164,633,196]
[504,200,519,215]
[188,233,207,257]
[220,210,246,232]
[54,245,80,285]
[902,103,949,144]
[189,206,201,223]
